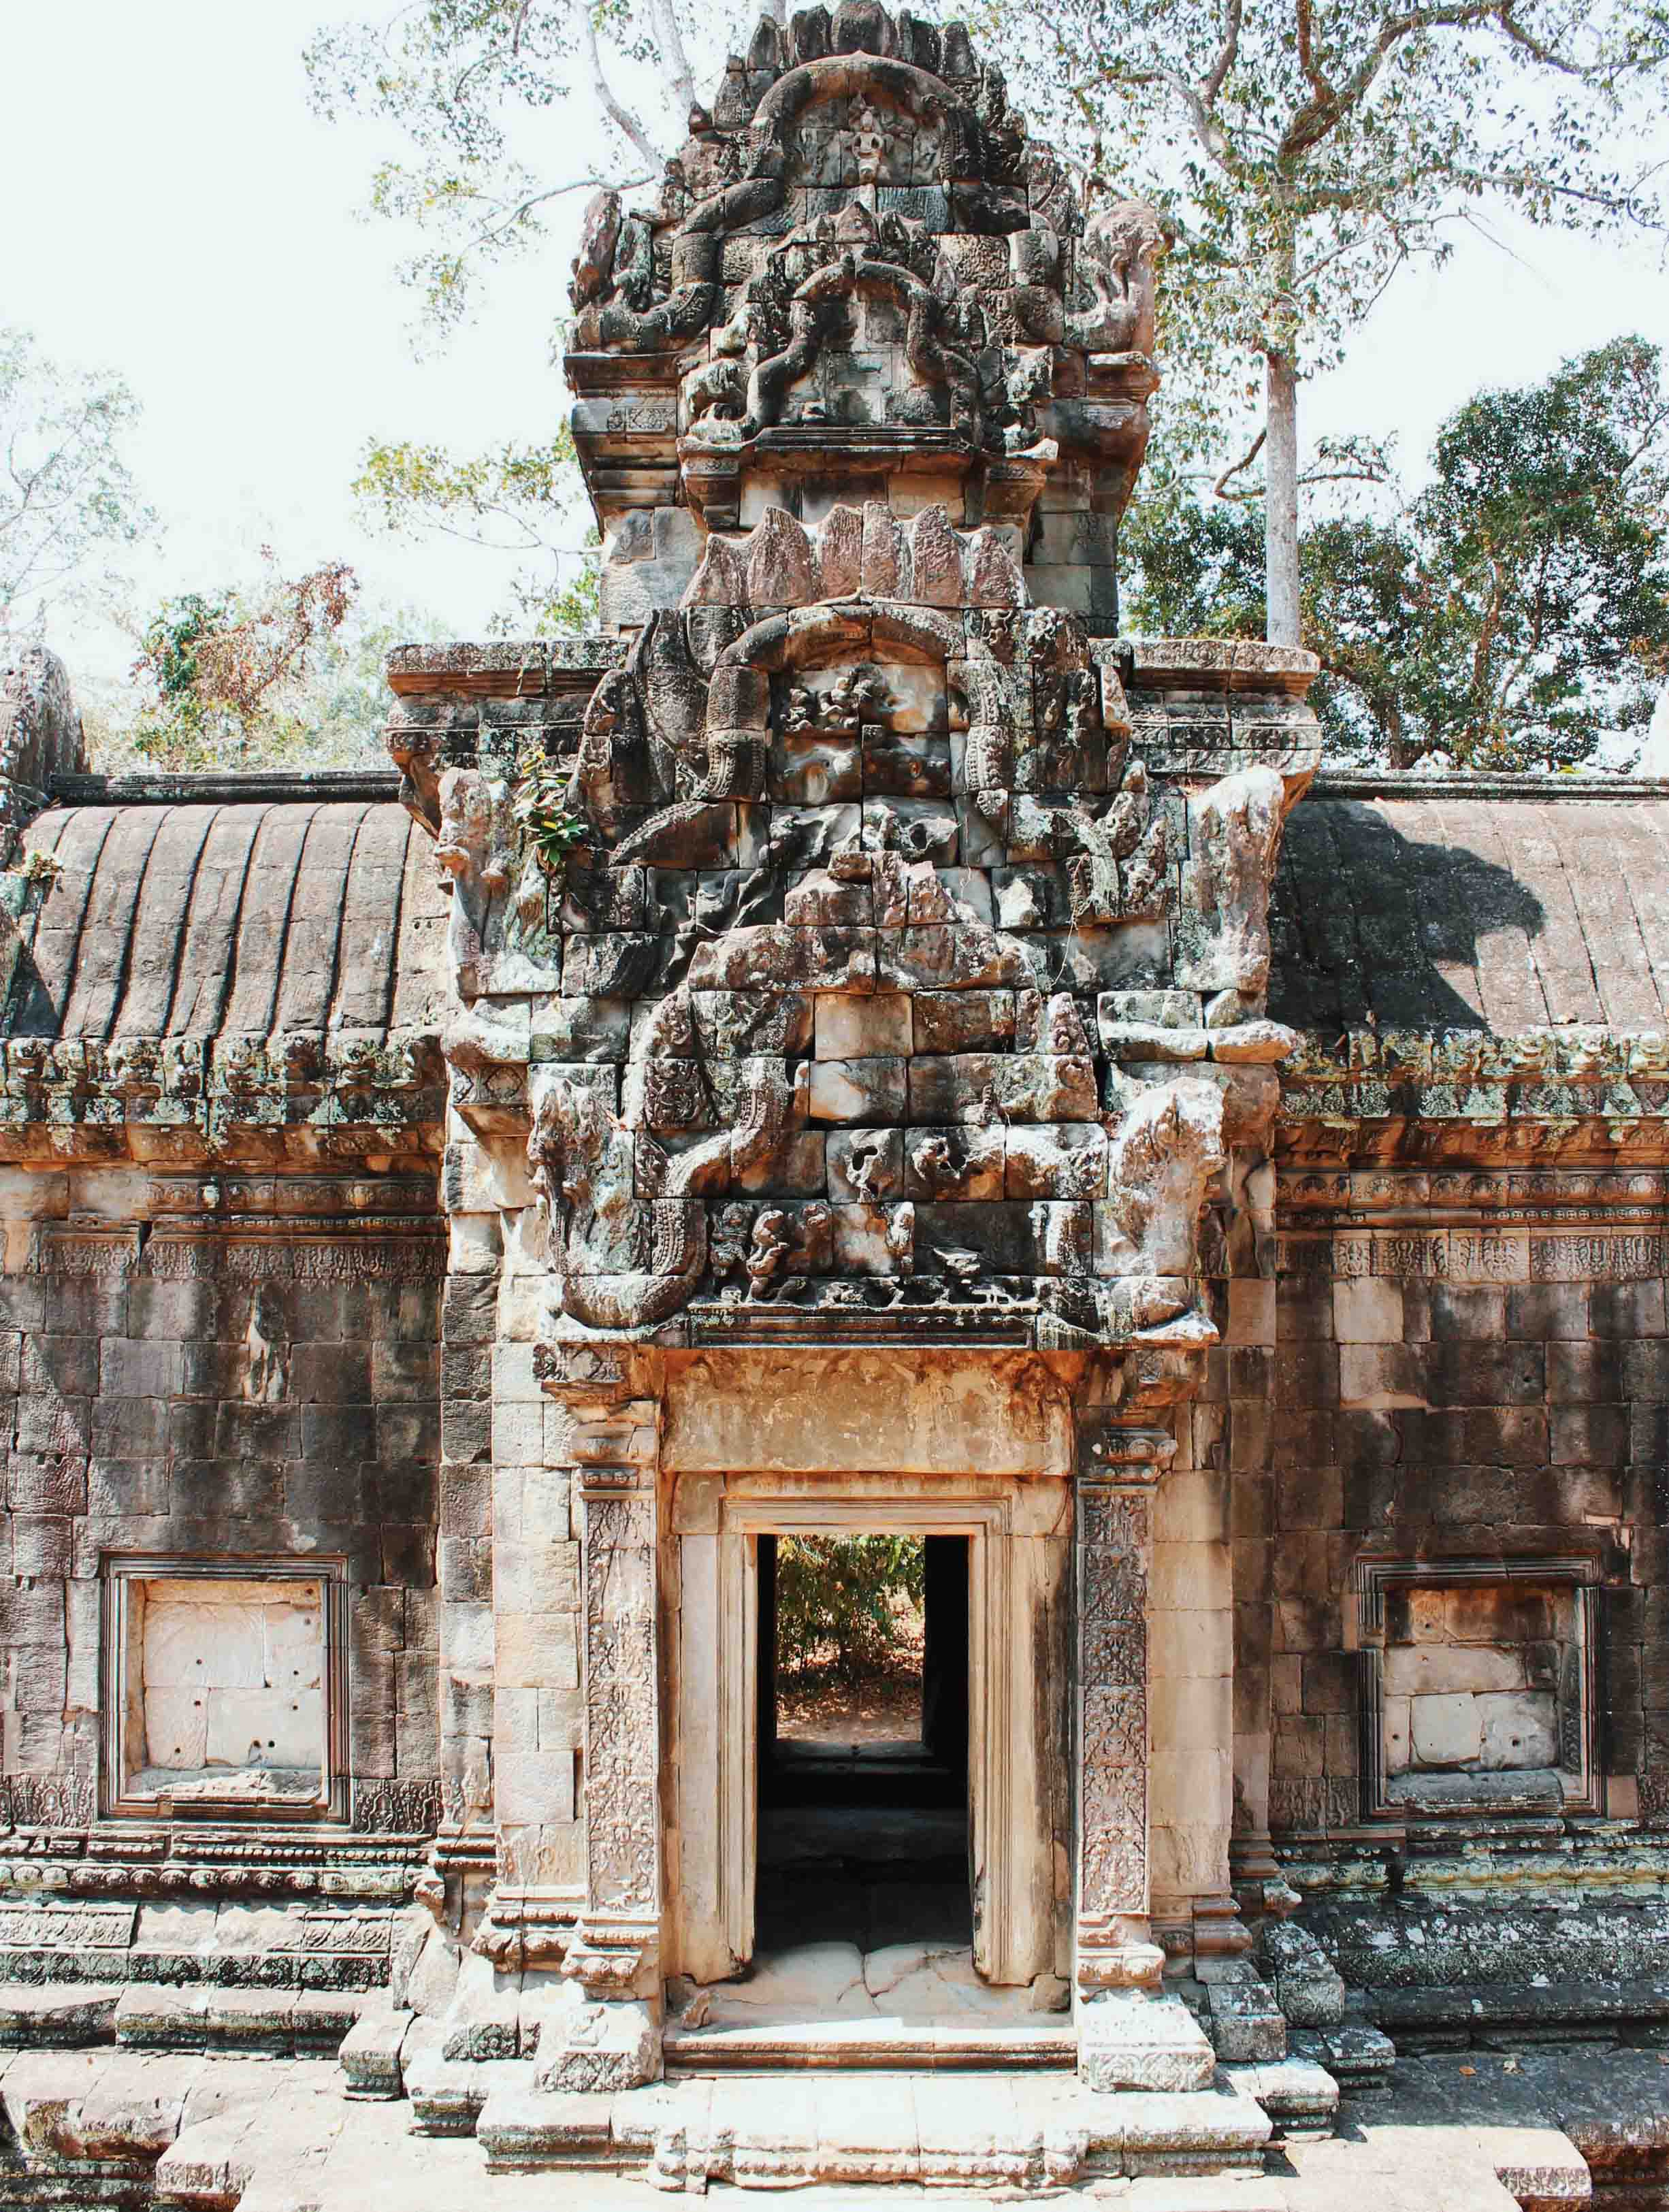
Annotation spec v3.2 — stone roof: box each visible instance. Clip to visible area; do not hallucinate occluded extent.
[1271,786,1669,1037]
[14,775,1669,1060]
[8,798,445,1041]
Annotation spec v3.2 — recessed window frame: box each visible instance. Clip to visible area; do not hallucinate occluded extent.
[99,1554,351,1823]
[1354,1553,1602,1822]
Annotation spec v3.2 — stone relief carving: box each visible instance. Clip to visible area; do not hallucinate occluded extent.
[529,1047,793,1336]
[1078,1486,1150,1921]
[1066,201,1170,356]
[408,5,1316,1367]
[579,1492,659,1918]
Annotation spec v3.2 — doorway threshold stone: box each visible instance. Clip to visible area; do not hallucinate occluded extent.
[663,2014,1078,2070]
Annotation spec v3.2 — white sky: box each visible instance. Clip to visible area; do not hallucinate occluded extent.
[4,0,1669,730]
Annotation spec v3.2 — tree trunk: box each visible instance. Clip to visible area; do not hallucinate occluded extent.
[1264,348,1301,646]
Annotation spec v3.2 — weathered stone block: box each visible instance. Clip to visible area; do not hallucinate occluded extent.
[1077,1991,1216,2093]
[807,1056,907,1124]
[1409,1693,1482,1768]
[813,991,912,1059]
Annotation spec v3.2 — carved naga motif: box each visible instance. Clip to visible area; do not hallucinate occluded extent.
[529,1054,794,1336]
[1066,200,1171,356]
[434,768,516,1000]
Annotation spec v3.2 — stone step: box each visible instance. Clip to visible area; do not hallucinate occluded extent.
[1220,2058,1340,2140]
[403,2017,534,2136]
[338,2005,417,2099]
[663,2016,1078,2071]
[114,1984,367,2056]
[1289,2022,1397,2096]
[478,2068,1274,2185]
[0,1982,123,2048]
[1369,1974,1669,2048]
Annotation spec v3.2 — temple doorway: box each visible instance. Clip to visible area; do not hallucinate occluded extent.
[754,1533,973,1970]
[664,1465,1071,2056]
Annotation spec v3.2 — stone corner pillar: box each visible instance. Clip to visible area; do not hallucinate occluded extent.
[534,1342,667,2092]
[1071,1368,1216,2092]
[1073,1403,1167,1997]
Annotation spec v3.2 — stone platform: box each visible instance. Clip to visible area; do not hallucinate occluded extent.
[480,2068,1277,2185]
[0,2040,1662,2207]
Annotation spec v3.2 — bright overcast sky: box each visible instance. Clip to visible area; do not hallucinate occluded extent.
[5,0,1669,713]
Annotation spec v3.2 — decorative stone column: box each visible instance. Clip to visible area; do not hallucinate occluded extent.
[531,1349,666,2092]
[1073,1379,1216,2092]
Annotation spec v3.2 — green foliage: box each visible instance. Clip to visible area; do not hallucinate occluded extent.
[126,556,358,770]
[1122,467,1267,641]
[7,849,62,888]
[93,589,451,775]
[775,1536,926,1683]
[1124,338,1669,770]
[512,740,587,881]
[982,0,1669,638]
[989,0,1669,462]
[306,1,748,336]
[354,432,598,635]
[306,1,751,635]
[0,325,155,636]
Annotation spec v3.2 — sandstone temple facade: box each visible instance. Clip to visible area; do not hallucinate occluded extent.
[1,8,1668,2195]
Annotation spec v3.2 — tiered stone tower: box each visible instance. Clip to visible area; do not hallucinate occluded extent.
[385,1,1323,2128]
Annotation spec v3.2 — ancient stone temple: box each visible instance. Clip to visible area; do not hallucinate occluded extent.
[3,7,1669,2200]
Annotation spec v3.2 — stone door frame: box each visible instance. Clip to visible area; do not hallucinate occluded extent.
[668,1471,1064,1991]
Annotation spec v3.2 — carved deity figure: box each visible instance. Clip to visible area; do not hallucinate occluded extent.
[1067,199,1171,357]
[434,768,515,998]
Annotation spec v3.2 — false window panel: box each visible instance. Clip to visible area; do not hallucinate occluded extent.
[101,1557,348,1821]
[1356,1556,1601,1820]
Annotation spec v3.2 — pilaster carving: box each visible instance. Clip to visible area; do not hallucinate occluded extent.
[532,1371,666,2087]
[1072,1386,1181,1999]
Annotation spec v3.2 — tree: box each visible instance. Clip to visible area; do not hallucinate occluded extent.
[124,553,361,771]
[1124,338,1669,770]
[774,1535,926,1683]
[306,0,751,338]
[308,0,760,629]
[990,0,1669,645]
[0,325,153,638]
[93,583,452,775]
[353,429,598,636]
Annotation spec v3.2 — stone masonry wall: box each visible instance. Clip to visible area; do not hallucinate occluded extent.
[0,1165,444,1834]
[440,1126,584,1889]
[1245,1216,1653,1838]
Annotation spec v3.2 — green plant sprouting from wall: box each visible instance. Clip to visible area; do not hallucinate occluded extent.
[513,739,586,885]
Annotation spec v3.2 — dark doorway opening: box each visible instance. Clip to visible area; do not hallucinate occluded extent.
[755,1533,971,1959]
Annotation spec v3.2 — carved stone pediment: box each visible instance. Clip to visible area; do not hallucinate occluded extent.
[563,5,1166,536]
[393,5,1323,1362]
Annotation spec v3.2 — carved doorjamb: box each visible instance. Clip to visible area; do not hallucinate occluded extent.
[1071,1390,1180,2001]
[540,1361,667,2004]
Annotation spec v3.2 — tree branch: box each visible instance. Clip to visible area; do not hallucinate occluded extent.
[1200,0,1244,106]
[651,0,698,123]
[459,171,653,259]
[582,10,660,172]
[1279,0,1510,160]
[1212,427,1266,501]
